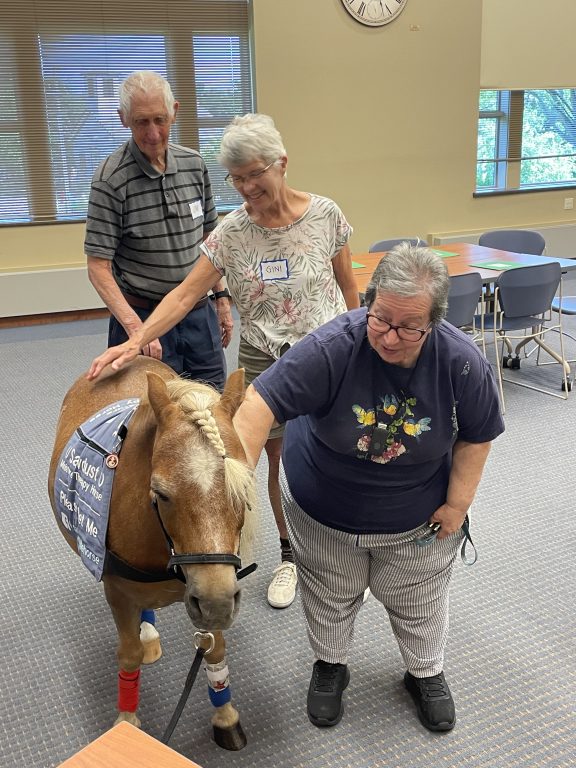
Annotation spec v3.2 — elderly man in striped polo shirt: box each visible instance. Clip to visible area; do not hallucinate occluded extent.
[85,71,231,391]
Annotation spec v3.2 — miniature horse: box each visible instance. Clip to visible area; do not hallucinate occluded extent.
[48,358,256,750]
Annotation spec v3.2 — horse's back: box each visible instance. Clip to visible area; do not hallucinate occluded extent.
[57,358,176,438]
[48,358,177,521]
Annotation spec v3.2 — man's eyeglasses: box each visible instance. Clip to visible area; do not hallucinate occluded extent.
[366,313,431,342]
[225,160,277,188]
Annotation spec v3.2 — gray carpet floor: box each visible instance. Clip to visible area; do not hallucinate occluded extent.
[1,298,575,768]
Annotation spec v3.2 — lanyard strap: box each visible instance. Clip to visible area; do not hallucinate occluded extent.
[460,515,478,566]
[414,514,478,566]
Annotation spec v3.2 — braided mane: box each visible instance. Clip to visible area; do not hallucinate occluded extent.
[163,378,257,553]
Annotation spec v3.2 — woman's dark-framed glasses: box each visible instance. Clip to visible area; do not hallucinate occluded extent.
[366,313,431,341]
[225,160,277,188]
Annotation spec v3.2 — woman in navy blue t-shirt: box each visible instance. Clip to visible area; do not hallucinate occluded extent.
[233,243,504,734]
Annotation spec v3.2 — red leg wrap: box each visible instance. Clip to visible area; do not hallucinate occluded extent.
[118,668,140,712]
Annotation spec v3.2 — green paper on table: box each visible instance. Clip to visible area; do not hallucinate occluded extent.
[352,261,366,268]
[470,260,524,271]
[430,249,456,258]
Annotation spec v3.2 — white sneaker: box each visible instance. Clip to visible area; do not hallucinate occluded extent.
[267,562,298,608]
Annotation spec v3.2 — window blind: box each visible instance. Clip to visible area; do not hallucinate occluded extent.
[1,0,252,224]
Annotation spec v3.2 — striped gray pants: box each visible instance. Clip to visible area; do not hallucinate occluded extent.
[280,466,464,677]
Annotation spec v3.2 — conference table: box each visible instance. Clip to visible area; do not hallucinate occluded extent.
[352,242,576,294]
[352,241,576,377]
[57,721,203,767]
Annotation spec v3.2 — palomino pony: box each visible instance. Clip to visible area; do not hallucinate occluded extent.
[48,357,256,750]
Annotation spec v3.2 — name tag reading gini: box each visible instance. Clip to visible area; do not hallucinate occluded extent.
[260,259,289,281]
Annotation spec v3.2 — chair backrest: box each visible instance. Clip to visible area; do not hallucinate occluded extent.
[368,237,426,253]
[497,262,561,319]
[445,273,483,328]
[478,229,546,255]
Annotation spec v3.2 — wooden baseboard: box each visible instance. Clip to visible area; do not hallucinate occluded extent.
[0,308,110,329]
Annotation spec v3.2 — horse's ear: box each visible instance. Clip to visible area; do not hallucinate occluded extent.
[218,368,246,419]
[146,372,173,423]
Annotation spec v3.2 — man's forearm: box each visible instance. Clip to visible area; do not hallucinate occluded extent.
[87,256,143,335]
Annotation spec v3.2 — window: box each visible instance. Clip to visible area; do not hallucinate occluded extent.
[476,88,576,194]
[1,1,252,225]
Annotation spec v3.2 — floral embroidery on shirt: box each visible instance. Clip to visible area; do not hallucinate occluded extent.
[354,393,432,464]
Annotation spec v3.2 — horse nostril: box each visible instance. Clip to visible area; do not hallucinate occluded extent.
[185,594,202,625]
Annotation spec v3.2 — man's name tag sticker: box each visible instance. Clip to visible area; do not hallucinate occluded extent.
[260,259,289,281]
[189,199,203,219]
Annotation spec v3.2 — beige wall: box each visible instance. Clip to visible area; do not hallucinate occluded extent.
[0,223,85,272]
[2,0,576,283]
[252,0,576,252]
[481,0,576,89]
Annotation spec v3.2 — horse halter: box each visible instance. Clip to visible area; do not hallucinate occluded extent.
[151,497,257,581]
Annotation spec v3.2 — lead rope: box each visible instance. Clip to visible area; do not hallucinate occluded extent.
[160,560,256,745]
[161,634,211,744]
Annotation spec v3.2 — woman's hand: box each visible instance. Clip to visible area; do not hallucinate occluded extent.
[429,503,467,540]
[86,340,142,381]
[216,298,234,348]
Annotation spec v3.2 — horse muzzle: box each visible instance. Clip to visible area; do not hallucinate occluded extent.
[183,564,241,630]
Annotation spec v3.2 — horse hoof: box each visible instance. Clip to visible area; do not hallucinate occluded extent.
[140,621,163,665]
[114,711,141,728]
[213,722,247,751]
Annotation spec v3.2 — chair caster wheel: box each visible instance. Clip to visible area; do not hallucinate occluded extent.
[510,357,521,370]
[502,355,511,369]
[561,378,572,392]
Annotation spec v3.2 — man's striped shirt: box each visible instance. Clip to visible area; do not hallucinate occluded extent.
[84,139,218,301]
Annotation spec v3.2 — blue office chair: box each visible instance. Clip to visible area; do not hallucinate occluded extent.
[368,237,426,252]
[478,229,546,255]
[481,262,570,411]
[551,295,576,320]
[544,295,576,360]
[445,273,484,343]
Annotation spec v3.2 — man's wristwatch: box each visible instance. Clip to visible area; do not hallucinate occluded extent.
[211,290,231,300]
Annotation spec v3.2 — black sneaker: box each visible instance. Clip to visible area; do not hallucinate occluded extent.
[404,671,456,732]
[307,660,350,727]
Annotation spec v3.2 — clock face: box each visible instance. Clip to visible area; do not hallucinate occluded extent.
[341,0,408,28]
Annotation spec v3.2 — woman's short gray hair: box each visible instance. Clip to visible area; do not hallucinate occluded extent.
[118,71,175,118]
[218,113,287,167]
[364,242,450,324]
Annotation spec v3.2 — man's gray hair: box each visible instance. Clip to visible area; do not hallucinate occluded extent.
[118,71,175,118]
[364,242,450,324]
[218,113,286,167]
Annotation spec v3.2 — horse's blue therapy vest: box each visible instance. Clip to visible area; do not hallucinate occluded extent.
[54,399,139,580]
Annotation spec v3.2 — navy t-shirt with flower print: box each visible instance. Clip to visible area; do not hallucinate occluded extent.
[252,308,504,534]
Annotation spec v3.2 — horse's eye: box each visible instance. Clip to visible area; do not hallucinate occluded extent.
[152,489,170,503]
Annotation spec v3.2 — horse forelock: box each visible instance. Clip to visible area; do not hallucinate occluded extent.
[159,379,256,525]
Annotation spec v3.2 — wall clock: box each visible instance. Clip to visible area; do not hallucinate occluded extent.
[340,0,408,28]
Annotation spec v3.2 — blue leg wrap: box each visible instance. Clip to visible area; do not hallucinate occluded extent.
[208,685,232,707]
[140,609,156,625]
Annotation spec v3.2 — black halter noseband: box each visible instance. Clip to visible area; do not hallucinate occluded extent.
[151,497,257,582]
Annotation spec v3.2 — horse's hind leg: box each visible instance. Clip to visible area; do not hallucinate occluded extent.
[199,631,247,751]
[104,581,145,728]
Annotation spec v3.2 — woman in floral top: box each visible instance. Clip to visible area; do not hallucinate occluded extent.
[88,113,359,610]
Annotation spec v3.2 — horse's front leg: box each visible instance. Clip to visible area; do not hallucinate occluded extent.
[104,579,144,728]
[198,631,247,750]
